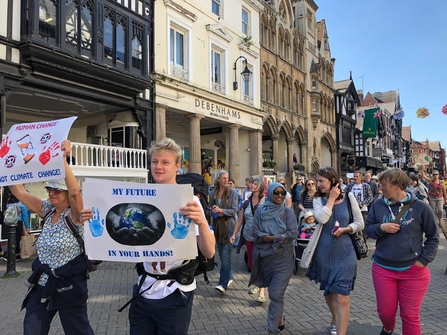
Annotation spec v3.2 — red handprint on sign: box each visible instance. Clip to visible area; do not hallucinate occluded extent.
[39,141,60,165]
[0,136,12,158]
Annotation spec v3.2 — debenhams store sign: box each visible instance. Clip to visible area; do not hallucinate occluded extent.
[194,98,240,121]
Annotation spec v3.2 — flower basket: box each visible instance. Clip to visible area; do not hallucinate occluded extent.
[293,163,305,172]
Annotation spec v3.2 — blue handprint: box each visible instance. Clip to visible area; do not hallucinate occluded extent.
[89,207,105,237]
[167,212,192,239]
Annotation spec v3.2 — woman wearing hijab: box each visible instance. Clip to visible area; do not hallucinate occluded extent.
[248,182,297,335]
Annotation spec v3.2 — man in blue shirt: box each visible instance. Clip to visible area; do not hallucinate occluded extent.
[291,176,304,219]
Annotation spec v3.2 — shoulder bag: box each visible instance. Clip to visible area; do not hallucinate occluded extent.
[346,194,369,260]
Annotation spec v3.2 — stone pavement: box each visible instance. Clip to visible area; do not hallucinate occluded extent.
[1,236,447,335]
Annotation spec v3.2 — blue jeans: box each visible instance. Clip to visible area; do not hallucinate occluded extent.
[217,242,233,288]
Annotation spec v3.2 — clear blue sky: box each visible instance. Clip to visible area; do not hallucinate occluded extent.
[316,0,447,145]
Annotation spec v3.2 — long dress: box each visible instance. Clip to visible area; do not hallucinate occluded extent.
[306,196,357,296]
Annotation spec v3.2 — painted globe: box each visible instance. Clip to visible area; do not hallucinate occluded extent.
[119,208,149,229]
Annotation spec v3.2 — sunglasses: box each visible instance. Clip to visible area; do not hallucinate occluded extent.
[273,191,286,196]
[307,182,314,186]
[46,187,64,195]
[433,174,439,176]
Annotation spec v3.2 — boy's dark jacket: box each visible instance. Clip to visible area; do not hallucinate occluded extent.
[365,192,439,268]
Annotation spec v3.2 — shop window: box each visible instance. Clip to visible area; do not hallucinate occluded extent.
[104,8,128,70]
[65,0,93,57]
[242,8,249,35]
[170,25,188,79]
[212,0,221,17]
[211,48,225,93]
[39,0,57,42]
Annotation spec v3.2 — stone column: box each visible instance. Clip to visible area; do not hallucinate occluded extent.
[249,129,263,177]
[286,137,294,186]
[155,105,167,142]
[301,142,308,175]
[331,148,337,169]
[271,134,279,173]
[185,114,204,174]
[228,124,241,184]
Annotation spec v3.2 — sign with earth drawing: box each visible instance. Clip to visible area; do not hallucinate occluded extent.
[82,178,198,262]
[0,116,77,186]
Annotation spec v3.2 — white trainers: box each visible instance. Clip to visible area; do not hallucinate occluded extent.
[248,286,260,294]
[215,285,226,295]
[227,279,234,287]
[256,295,266,303]
[329,323,337,335]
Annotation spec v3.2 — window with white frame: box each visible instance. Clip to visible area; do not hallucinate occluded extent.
[212,0,221,17]
[242,8,249,35]
[169,25,188,79]
[211,48,225,92]
[242,62,253,104]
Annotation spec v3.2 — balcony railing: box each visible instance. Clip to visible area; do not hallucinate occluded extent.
[68,142,148,179]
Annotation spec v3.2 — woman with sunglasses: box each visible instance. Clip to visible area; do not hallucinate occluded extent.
[249,182,297,334]
[297,177,317,222]
[306,167,364,335]
[8,140,94,335]
[420,168,446,225]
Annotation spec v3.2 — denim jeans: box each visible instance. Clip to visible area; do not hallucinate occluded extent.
[217,242,233,288]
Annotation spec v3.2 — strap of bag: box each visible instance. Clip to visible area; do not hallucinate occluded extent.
[347,193,353,223]
[392,200,415,224]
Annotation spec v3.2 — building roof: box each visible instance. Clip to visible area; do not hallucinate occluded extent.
[372,90,398,103]
[316,19,325,42]
[333,79,352,92]
[402,126,411,142]
[429,141,441,151]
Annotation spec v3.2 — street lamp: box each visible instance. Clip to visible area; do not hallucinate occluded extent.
[233,56,252,90]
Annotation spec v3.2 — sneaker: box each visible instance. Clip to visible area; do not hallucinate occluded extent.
[249,286,260,294]
[215,285,226,295]
[330,323,337,335]
[227,279,234,287]
[256,295,266,303]
[380,328,394,335]
[16,255,22,260]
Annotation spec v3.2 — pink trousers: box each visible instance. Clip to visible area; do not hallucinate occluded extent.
[372,262,430,335]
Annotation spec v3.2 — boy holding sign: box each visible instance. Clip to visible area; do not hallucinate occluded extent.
[128,138,215,335]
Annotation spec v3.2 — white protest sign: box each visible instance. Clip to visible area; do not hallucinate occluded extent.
[82,178,198,262]
[0,116,77,186]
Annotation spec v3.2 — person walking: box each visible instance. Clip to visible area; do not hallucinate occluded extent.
[420,168,446,225]
[291,176,304,218]
[4,193,30,260]
[128,138,215,335]
[306,167,364,335]
[9,140,95,335]
[365,168,439,335]
[249,182,297,334]
[210,170,239,295]
[278,179,292,209]
[297,177,317,222]
[230,177,266,302]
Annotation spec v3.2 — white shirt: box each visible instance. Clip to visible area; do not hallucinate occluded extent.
[351,183,367,212]
[139,196,201,299]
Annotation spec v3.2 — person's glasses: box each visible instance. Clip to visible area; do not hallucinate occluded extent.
[273,191,286,196]
[433,174,439,176]
[307,182,314,186]
[46,187,63,195]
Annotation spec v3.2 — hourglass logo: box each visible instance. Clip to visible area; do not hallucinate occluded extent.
[16,134,36,164]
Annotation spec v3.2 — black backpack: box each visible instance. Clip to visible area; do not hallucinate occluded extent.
[176,173,215,280]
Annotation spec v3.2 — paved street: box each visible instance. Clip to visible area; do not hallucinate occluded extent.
[1,236,447,335]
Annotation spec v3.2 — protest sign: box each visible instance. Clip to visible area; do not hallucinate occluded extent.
[82,178,197,262]
[0,116,77,186]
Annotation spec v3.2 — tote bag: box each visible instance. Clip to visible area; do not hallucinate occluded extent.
[21,234,36,259]
[299,222,322,269]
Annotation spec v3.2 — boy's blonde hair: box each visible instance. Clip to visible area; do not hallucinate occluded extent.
[149,138,182,164]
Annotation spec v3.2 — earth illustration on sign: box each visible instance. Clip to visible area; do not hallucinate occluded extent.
[106,203,165,246]
[119,208,150,229]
